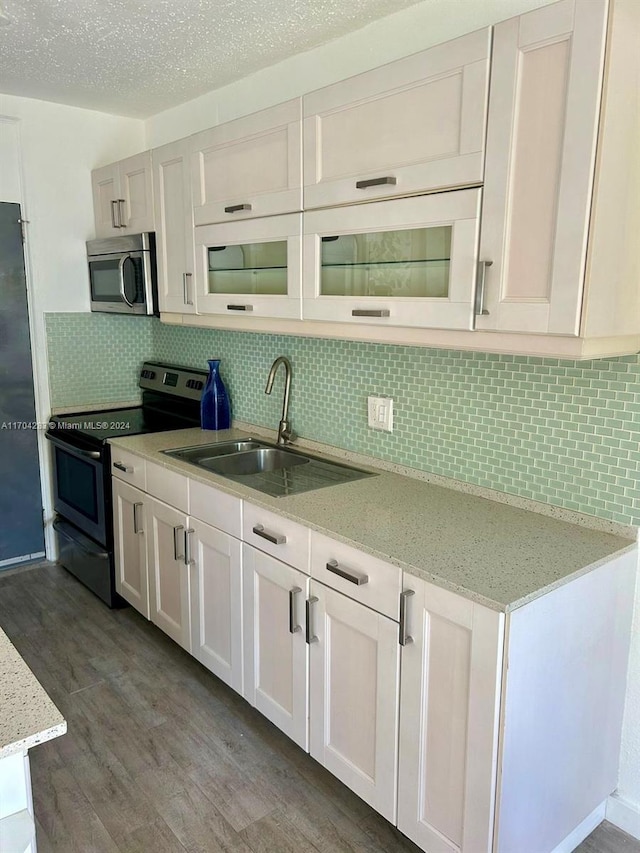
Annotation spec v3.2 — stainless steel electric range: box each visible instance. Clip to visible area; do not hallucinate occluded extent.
[45,362,207,606]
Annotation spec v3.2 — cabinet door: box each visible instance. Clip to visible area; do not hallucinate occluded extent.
[243,545,309,750]
[397,579,504,853]
[91,163,120,237]
[118,151,155,234]
[191,99,302,227]
[112,479,149,618]
[309,581,399,823]
[477,0,608,335]
[195,213,302,319]
[146,496,191,652]
[153,139,196,314]
[303,29,490,210]
[303,191,481,330]
[189,518,243,693]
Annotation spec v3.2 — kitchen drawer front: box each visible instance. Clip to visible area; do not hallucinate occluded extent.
[189,479,242,538]
[111,448,146,490]
[310,531,401,620]
[146,462,189,513]
[243,504,310,572]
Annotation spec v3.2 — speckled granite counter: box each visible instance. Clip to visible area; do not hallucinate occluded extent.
[110,427,637,613]
[0,627,66,758]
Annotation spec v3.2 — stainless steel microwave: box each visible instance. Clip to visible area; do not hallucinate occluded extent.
[87,232,158,315]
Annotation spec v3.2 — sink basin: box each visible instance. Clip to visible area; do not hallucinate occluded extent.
[163,439,376,497]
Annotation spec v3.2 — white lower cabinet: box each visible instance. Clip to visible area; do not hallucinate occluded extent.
[397,578,504,853]
[309,580,400,824]
[242,544,309,750]
[146,495,192,653]
[113,479,149,618]
[189,517,243,693]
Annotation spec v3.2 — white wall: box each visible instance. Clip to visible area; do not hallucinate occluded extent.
[146,0,553,147]
[0,93,144,555]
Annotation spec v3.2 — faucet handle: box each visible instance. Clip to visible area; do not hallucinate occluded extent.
[278,420,296,445]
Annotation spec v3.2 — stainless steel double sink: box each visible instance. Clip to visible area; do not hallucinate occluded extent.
[163,439,376,497]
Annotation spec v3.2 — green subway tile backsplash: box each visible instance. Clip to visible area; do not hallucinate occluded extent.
[46,313,640,526]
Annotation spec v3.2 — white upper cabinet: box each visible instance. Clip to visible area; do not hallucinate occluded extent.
[303,190,481,329]
[92,151,155,237]
[152,138,197,314]
[191,99,303,227]
[477,0,632,340]
[303,29,491,210]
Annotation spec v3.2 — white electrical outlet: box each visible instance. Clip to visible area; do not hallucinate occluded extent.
[368,395,393,432]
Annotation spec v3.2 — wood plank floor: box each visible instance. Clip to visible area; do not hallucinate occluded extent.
[0,562,638,853]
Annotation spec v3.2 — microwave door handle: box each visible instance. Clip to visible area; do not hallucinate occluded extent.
[118,254,135,308]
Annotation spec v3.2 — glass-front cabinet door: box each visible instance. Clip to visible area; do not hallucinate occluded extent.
[302,190,481,329]
[195,213,302,318]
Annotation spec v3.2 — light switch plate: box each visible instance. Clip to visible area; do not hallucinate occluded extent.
[368,395,393,432]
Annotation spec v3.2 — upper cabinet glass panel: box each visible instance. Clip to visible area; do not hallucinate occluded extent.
[320,227,452,299]
[208,241,288,295]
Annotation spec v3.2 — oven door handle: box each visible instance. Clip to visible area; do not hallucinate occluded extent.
[53,518,109,559]
[45,432,102,459]
[118,253,135,308]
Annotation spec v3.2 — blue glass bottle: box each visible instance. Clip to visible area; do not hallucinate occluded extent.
[200,359,231,430]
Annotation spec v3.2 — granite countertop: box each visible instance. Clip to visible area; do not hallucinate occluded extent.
[0,627,66,759]
[110,427,637,613]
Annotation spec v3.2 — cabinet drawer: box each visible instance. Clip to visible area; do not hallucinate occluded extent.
[310,532,401,620]
[243,504,309,572]
[189,479,242,538]
[146,461,189,513]
[111,448,146,489]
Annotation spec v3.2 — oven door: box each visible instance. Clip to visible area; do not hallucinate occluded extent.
[89,250,153,314]
[47,435,107,545]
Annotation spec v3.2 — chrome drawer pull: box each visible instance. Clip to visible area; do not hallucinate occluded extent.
[351,309,390,318]
[113,462,133,473]
[227,304,253,311]
[326,558,368,586]
[184,528,195,565]
[289,587,302,634]
[252,524,286,545]
[306,596,318,644]
[224,203,252,213]
[173,525,185,561]
[356,176,397,189]
[399,589,415,646]
[133,502,143,535]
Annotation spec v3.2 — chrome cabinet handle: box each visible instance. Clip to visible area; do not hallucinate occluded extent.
[173,525,185,561]
[227,304,253,312]
[252,524,286,545]
[110,200,119,229]
[183,272,193,306]
[184,528,195,565]
[474,261,493,317]
[224,203,252,213]
[352,309,390,318]
[289,586,302,634]
[133,502,143,534]
[118,199,127,228]
[356,176,396,189]
[326,559,368,586]
[113,461,133,472]
[306,596,319,644]
[399,589,415,646]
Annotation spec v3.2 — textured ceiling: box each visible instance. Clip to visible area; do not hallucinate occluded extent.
[0,0,423,117]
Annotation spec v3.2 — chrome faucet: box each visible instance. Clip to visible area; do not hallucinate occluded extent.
[265,356,295,445]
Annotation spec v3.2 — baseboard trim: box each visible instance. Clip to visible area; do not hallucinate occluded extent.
[607,793,640,841]
[550,802,606,853]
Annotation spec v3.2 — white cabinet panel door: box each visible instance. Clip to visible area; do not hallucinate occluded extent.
[243,545,309,750]
[91,163,120,237]
[189,518,243,693]
[303,29,490,209]
[147,496,191,652]
[397,578,504,853]
[477,0,608,335]
[113,479,149,618]
[118,151,155,234]
[309,581,399,823]
[153,139,196,314]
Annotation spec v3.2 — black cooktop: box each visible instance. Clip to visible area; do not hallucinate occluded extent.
[49,406,152,442]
